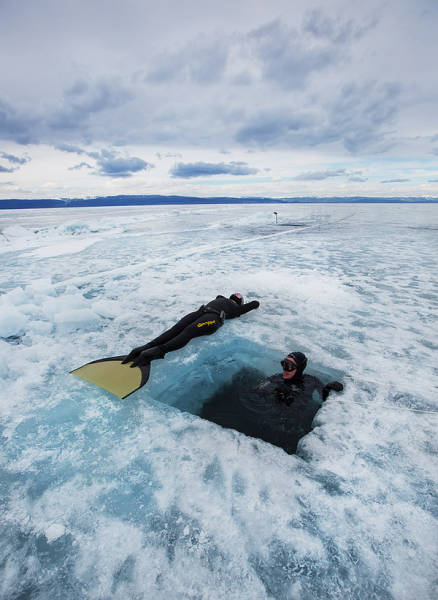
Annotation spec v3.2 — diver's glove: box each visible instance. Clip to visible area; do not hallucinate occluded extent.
[239,300,260,316]
[322,381,344,401]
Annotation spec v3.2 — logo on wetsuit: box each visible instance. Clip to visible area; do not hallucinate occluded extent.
[197,320,216,328]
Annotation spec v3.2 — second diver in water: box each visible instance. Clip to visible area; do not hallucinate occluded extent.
[201,352,344,454]
[259,352,344,404]
[123,293,260,367]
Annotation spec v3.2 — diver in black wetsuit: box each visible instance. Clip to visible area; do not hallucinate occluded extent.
[260,352,344,405]
[123,293,260,367]
[201,352,343,454]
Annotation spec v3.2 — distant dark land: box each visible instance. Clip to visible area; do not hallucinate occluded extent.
[1,195,437,209]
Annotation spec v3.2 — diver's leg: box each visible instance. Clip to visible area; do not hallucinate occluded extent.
[145,309,202,347]
[160,314,223,353]
[123,309,203,364]
[127,312,223,367]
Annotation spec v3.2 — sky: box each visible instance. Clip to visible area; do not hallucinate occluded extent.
[0,0,437,199]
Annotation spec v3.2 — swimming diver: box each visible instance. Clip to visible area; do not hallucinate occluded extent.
[201,352,344,454]
[123,293,260,367]
[259,352,344,404]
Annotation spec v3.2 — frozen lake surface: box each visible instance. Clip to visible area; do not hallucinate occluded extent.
[0,203,437,599]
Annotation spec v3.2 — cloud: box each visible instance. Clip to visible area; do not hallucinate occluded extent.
[0,150,30,174]
[0,3,427,177]
[348,176,368,182]
[428,179,438,182]
[58,146,152,177]
[0,151,30,165]
[56,143,86,154]
[330,82,402,153]
[381,178,410,183]
[155,152,182,160]
[144,9,373,92]
[93,150,153,177]
[303,8,345,39]
[68,162,93,171]
[303,7,376,43]
[235,82,402,153]
[147,36,228,85]
[288,167,368,182]
[248,20,336,91]
[1,77,132,146]
[235,111,317,148]
[0,98,37,144]
[170,161,259,178]
[293,169,346,181]
[48,78,132,133]
[247,12,375,92]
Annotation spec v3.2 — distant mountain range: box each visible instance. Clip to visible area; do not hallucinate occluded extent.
[1,195,437,209]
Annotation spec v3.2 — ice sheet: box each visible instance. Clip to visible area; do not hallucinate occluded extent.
[0,204,437,599]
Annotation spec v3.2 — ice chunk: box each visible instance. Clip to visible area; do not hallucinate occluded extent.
[59,222,92,235]
[28,321,54,336]
[29,238,100,258]
[42,293,89,316]
[0,306,27,338]
[27,278,56,297]
[1,224,29,240]
[1,287,28,306]
[54,308,100,330]
[44,523,66,542]
[92,299,120,318]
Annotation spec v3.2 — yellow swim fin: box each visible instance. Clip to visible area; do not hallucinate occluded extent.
[70,356,151,399]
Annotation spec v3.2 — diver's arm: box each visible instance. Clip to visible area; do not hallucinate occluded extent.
[253,373,280,395]
[238,300,260,316]
[322,381,344,401]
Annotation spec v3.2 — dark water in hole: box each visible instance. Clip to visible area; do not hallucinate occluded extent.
[200,367,325,454]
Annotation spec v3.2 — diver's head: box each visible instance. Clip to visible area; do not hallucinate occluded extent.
[281,352,307,380]
[230,292,244,306]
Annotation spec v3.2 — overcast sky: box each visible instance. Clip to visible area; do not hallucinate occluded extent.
[1,0,437,199]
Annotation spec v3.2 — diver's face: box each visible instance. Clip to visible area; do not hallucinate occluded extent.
[281,357,297,380]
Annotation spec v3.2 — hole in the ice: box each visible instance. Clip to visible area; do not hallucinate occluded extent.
[147,339,343,456]
[199,367,324,455]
